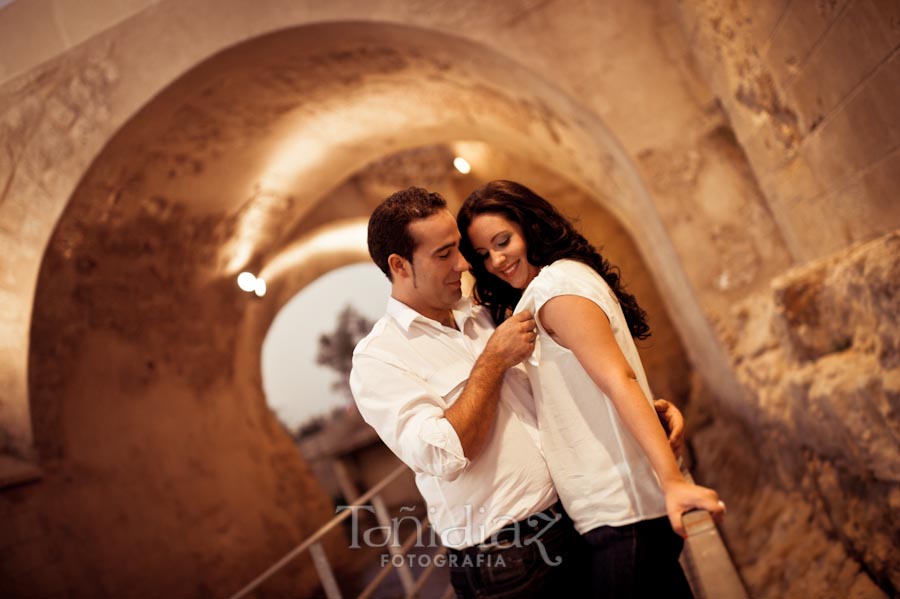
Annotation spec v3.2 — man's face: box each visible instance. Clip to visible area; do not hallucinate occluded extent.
[402,210,471,320]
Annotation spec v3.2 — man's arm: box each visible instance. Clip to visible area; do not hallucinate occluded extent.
[654,399,685,454]
[349,310,536,480]
[444,310,536,460]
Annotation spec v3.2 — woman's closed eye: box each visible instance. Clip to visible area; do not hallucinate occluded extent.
[475,236,510,262]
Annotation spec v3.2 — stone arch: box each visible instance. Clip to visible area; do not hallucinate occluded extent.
[6,18,742,476]
[7,14,742,597]
[3,3,897,597]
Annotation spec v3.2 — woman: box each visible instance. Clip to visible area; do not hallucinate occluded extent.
[458,180,724,598]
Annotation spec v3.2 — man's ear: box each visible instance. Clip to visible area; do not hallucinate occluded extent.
[388,253,411,279]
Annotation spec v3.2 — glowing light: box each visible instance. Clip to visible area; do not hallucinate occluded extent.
[237,272,257,292]
[254,278,267,297]
[453,156,471,174]
[259,220,369,283]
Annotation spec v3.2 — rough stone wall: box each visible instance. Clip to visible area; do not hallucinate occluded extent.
[1,0,897,596]
[670,2,900,595]
[636,112,794,327]
[677,0,900,262]
[0,0,156,82]
[0,190,344,597]
[0,44,122,466]
[690,230,900,598]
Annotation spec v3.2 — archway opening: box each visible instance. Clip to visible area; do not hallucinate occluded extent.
[261,262,388,433]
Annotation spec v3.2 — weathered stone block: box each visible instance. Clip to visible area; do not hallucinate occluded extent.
[0,196,28,237]
[789,0,897,131]
[766,0,847,86]
[800,52,900,193]
[693,228,900,596]
[871,0,900,46]
[802,353,900,482]
[769,231,900,363]
[833,142,900,249]
[744,0,791,48]
[772,262,829,359]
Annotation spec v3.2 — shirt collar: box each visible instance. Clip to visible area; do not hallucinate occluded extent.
[387,295,476,332]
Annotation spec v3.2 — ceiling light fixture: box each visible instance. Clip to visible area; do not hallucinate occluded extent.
[453,156,471,174]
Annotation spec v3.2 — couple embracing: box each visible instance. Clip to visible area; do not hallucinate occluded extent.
[350,180,725,598]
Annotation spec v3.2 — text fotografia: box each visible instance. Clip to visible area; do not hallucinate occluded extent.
[381,552,506,569]
[335,504,564,567]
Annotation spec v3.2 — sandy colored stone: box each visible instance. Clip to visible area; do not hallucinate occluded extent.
[0,1,898,597]
[692,230,900,596]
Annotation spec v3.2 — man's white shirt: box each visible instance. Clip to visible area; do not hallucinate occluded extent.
[350,296,557,548]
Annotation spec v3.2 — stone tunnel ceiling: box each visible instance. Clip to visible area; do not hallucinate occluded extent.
[27,18,749,475]
[26,20,643,461]
[68,21,639,283]
[37,21,738,410]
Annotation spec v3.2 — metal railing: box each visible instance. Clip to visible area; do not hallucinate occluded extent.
[229,463,448,599]
[230,463,748,599]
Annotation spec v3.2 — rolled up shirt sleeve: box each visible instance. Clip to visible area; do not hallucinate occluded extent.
[350,352,470,480]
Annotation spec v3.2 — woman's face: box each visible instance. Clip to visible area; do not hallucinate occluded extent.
[466,212,541,290]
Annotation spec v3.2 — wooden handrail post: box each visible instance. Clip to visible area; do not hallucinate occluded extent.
[681,509,748,599]
[310,542,343,599]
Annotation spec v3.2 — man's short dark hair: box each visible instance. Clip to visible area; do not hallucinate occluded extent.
[368,187,448,280]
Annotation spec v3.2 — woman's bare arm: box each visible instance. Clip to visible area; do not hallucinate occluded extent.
[540,294,723,535]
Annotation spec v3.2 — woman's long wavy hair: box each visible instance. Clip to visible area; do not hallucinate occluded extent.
[457,180,650,340]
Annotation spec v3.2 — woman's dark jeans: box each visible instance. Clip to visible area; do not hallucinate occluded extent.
[583,515,694,599]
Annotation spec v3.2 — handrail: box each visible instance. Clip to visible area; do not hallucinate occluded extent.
[406,545,446,597]
[229,463,409,599]
[356,517,435,599]
[681,509,748,599]
[678,470,748,599]
[232,461,748,599]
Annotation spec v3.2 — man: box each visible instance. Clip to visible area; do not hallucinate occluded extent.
[349,187,684,598]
